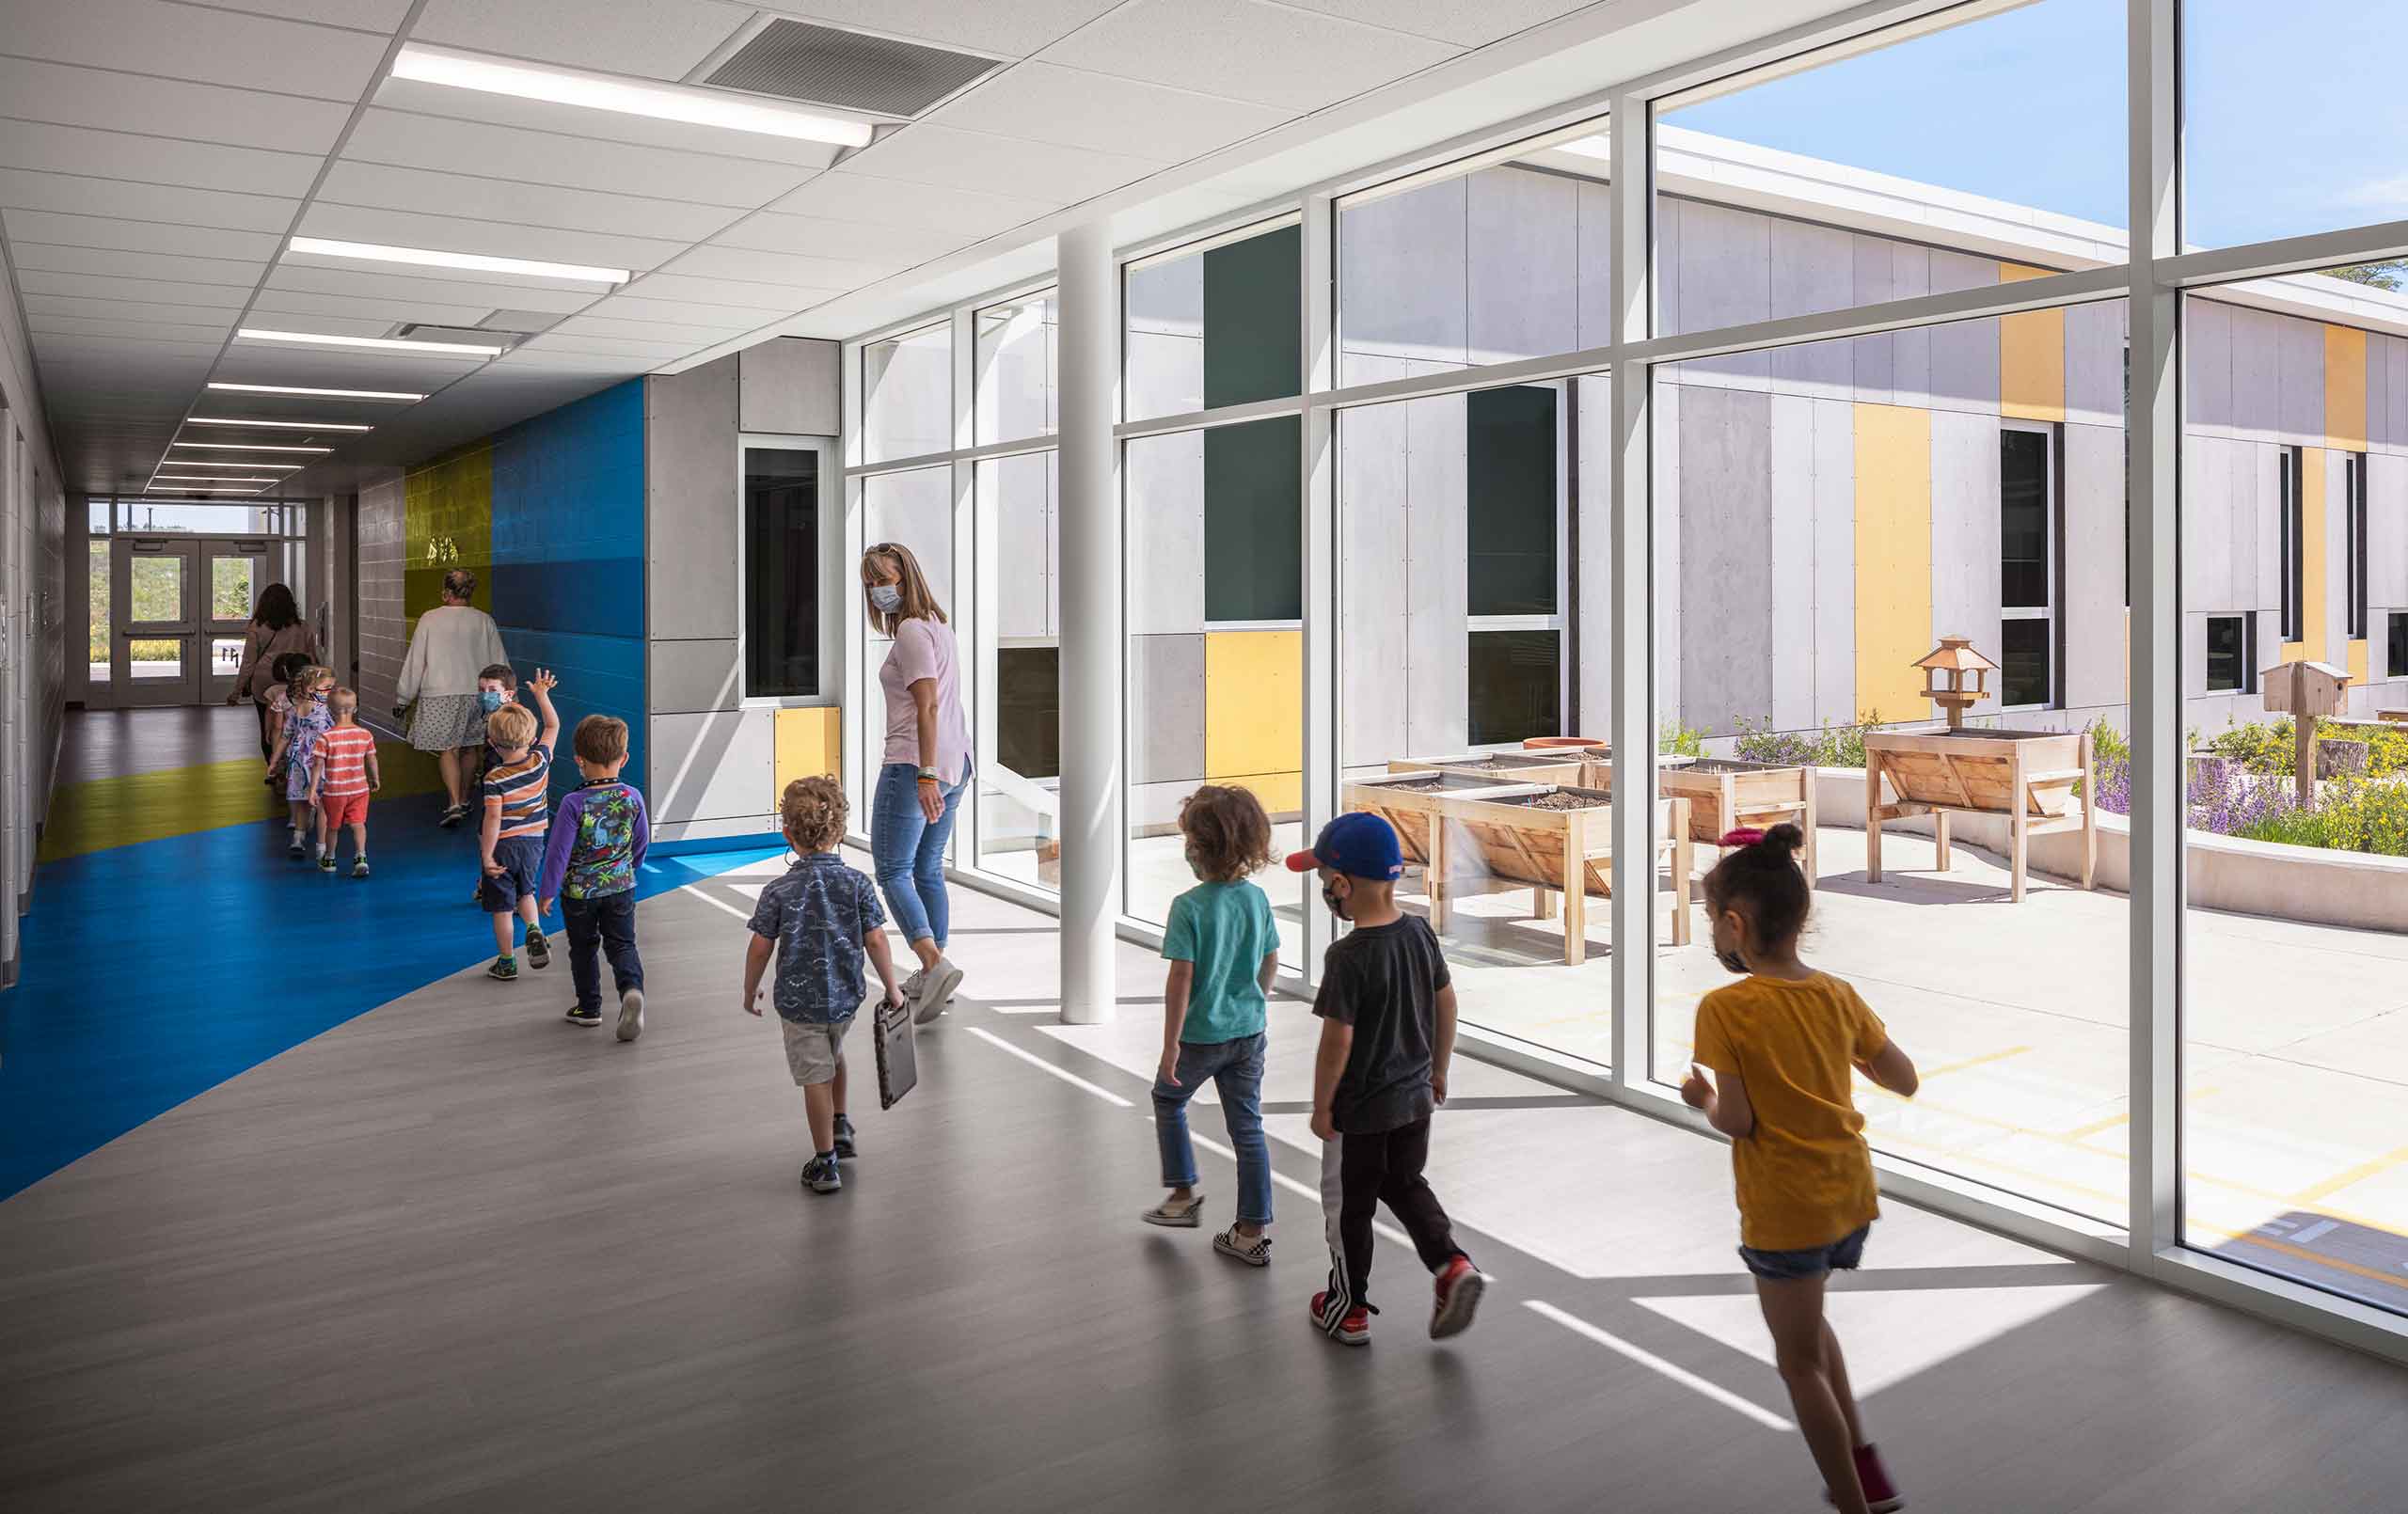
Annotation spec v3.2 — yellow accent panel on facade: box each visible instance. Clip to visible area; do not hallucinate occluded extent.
[1204,631,1302,806]
[403,443,493,633]
[2350,639,2370,685]
[1999,263,2067,423]
[773,707,842,812]
[1852,404,1934,724]
[2281,641,2307,665]
[2325,324,2368,451]
[2302,448,2327,665]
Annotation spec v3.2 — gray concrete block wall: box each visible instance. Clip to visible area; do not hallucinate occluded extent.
[739,337,838,435]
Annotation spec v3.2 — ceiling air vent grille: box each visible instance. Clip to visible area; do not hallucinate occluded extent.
[704,19,1000,118]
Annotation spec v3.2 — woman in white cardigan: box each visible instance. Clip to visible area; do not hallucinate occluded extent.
[396,568,510,826]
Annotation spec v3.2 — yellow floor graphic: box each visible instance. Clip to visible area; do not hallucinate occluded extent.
[40,742,446,862]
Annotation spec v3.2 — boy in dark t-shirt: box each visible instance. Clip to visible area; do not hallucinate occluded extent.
[1289,812,1488,1348]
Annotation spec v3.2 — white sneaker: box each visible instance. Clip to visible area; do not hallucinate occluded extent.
[616,987,644,1042]
[1213,1225,1273,1266]
[911,956,962,1024]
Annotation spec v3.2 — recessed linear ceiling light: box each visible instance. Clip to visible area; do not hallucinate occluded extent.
[186,417,374,432]
[207,381,426,402]
[237,327,505,357]
[160,459,303,471]
[150,476,279,485]
[146,484,266,494]
[170,441,333,453]
[390,43,873,148]
[287,236,629,286]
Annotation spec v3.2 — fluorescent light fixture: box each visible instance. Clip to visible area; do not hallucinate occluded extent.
[161,459,303,470]
[390,43,873,148]
[149,476,278,485]
[171,441,332,453]
[288,236,629,286]
[207,381,425,402]
[187,417,375,432]
[238,327,504,357]
[145,484,265,494]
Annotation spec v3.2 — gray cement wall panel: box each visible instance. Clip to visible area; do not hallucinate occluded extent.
[2225,437,2259,611]
[1656,197,1680,347]
[1466,167,1576,368]
[991,450,1054,640]
[2066,300,2123,428]
[2279,314,2324,446]
[1655,379,1682,715]
[2366,333,2391,449]
[650,707,775,827]
[1576,180,1612,351]
[1576,373,1613,726]
[1767,394,1816,730]
[1406,387,1469,755]
[1129,632,1205,786]
[2064,421,2127,711]
[2183,434,2235,612]
[1767,220,1854,400]
[738,337,839,436]
[2228,307,2281,446]
[1849,234,1896,402]
[1127,251,1200,338]
[1926,252,1999,416]
[2388,337,2408,449]
[1126,428,1204,636]
[2187,297,2232,435]
[1811,398,1856,727]
[645,355,740,643]
[1669,199,1770,390]
[1126,330,1201,423]
[2369,452,2408,607]
[1338,175,1467,374]
[1929,409,2001,714]
[648,637,739,716]
[2254,443,2286,621]
[1677,385,1772,732]
[863,465,954,608]
[1889,245,1932,409]
[1339,374,1411,767]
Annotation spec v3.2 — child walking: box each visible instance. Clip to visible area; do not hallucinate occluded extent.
[309,688,379,876]
[742,777,901,1195]
[537,715,650,1039]
[1291,812,1487,1347]
[1141,785,1281,1266]
[478,670,560,982]
[1679,824,1921,1514]
[261,650,309,792]
[266,665,335,859]
[467,665,519,900]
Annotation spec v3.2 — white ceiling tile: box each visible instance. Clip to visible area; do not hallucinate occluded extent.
[16,270,256,308]
[547,314,752,343]
[1038,0,1459,111]
[607,272,816,311]
[1272,0,1595,48]
[656,244,874,291]
[576,295,777,330]
[35,332,229,357]
[292,202,691,272]
[767,170,1057,237]
[341,109,817,207]
[264,263,601,313]
[0,0,391,102]
[0,57,353,155]
[1,210,284,261]
[489,349,658,373]
[741,0,1121,57]
[9,244,267,288]
[704,211,972,264]
[842,123,1158,203]
[369,78,839,169]
[22,293,250,325]
[517,332,702,359]
[314,160,747,243]
[0,168,299,231]
[0,121,322,197]
[248,286,505,328]
[212,347,486,386]
[927,62,1291,163]
[409,0,752,83]
[178,0,416,26]
[29,313,234,341]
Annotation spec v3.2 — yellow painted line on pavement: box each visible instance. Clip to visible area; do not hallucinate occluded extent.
[1916,1044,2035,1080]
[2291,1143,2408,1206]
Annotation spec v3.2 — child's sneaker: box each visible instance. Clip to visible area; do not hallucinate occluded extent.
[487,955,518,981]
[1310,1291,1371,1346]
[286,834,304,859]
[1430,1254,1487,1339]
[352,858,370,878]
[1826,1445,1904,1513]
[800,1153,842,1193]
[615,987,644,1042]
[525,928,550,969]
[318,853,336,873]
[1141,1192,1206,1227]
[1214,1226,1272,1267]
[439,803,467,828]
[832,1112,857,1159]
[564,1005,603,1028]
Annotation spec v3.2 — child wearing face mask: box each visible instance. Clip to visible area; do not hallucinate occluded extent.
[464,665,519,902]
[1140,785,1282,1265]
[1680,825,1920,1514]
[1289,812,1486,1348]
[266,665,336,860]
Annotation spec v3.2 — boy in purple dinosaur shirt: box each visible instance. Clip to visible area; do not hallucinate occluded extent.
[538,715,650,1040]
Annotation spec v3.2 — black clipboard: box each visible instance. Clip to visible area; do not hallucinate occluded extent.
[872,995,917,1110]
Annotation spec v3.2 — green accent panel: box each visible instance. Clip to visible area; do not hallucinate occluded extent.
[402,445,494,634]
[1201,226,1302,410]
[1202,415,1302,623]
[1466,386,1558,616]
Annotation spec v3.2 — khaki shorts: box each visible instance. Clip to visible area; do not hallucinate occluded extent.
[780,1016,850,1086]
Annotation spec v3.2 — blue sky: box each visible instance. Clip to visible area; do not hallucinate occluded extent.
[1664,0,2408,251]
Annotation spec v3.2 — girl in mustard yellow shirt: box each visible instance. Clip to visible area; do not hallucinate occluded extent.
[1681,824,1920,1514]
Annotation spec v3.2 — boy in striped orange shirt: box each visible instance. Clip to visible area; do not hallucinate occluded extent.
[309,688,380,877]
[480,669,560,982]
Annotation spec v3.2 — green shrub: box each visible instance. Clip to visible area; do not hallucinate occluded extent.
[2200,718,2408,779]
[2230,778,2408,857]
[1658,719,1706,758]
[1732,715,1877,768]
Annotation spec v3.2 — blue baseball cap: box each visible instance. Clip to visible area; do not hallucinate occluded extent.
[1286,812,1404,880]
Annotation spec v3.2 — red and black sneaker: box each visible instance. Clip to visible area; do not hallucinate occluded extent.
[1430,1255,1488,1339]
[1309,1290,1370,1347]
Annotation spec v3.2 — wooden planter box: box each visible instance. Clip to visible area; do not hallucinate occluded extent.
[1425,785,1692,966]
[1862,728,2097,902]
[1388,750,1590,786]
[1340,771,1530,870]
[1653,758,1818,886]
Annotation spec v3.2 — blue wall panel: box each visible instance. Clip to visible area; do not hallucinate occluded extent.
[488,380,648,794]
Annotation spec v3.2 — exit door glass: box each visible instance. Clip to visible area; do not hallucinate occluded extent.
[127,555,186,682]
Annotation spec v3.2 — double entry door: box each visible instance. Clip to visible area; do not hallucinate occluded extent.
[109,535,274,706]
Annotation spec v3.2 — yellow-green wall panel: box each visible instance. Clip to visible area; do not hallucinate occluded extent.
[1999,263,2067,423]
[2326,323,2368,452]
[1204,630,1302,810]
[1853,403,1934,723]
[403,443,493,634]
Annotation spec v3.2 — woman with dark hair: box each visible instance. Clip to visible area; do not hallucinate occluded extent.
[229,582,317,759]
[862,542,972,1024]
[396,568,510,826]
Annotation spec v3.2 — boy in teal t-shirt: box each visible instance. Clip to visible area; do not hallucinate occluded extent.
[1141,786,1283,1265]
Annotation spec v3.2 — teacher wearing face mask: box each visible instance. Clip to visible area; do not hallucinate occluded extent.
[395,567,512,827]
[862,543,973,1025]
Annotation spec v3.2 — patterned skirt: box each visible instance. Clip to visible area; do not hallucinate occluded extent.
[407,692,488,754]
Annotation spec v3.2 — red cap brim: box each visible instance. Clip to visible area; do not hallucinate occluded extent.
[1284,848,1321,872]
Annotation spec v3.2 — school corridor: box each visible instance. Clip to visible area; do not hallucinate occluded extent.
[0,710,2401,1514]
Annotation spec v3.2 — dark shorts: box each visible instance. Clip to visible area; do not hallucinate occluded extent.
[1739,1222,1870,1283]
[482,834,545,913]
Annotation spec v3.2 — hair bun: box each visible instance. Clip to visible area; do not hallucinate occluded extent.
[1761,822,1805,856]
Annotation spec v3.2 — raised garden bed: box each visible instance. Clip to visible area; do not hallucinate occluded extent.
[1427,785,1693,966]
[1862,727,2097,902]
[1340,771,1529,871]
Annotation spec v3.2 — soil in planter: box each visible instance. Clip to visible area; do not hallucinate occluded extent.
[1514,792,1608,811]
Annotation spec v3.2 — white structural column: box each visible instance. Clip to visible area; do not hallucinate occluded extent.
[1606,94,1655,1081]
[1055,219,1121,1023]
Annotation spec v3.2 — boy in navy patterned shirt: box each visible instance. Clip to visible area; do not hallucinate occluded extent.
[743,776,902,1194]
[538,715,650,1039]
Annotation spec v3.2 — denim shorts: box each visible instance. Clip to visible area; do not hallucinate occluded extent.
[1738,1222,1870,1282]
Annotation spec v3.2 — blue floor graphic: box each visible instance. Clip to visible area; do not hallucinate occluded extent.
[0,787,779,1200]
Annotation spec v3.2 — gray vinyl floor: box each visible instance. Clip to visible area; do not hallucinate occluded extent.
[3,855,2404,1513]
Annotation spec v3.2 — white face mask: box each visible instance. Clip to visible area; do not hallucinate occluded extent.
[868,583,903,613]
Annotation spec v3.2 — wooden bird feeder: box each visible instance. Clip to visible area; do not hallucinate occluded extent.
[2261,659,2352,806]
[1917,636,1998,729]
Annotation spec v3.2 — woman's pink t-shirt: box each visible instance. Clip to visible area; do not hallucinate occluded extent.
[879,617,971,784]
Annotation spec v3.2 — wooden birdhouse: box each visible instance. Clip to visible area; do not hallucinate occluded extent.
[2262,659,2352,804]
[1916,637,1998,729]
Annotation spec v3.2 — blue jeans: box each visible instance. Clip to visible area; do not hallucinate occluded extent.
[871,760,967,948]
[562,891,642,1013]
[1153,1033,1272,1227]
